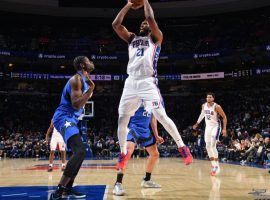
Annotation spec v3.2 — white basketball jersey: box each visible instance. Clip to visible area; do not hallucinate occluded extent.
[127,35,161,78]
[203,103,220,127]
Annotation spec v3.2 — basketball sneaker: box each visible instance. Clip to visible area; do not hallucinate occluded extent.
[113,182,125,196]
[210,166,220,176]
[141,180,161,188]
[178,146,193,165]
[116,152,130,170]
[49,192,61,200]
[48,166,53,172]
[62,187,86,198]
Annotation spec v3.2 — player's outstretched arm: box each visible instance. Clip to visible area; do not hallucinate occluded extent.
[112,1,135,43]
[144,0,163,45]
[216,105,227,136]
[193,104,204,129]
[45,120,54,144]
[70,74,95,110]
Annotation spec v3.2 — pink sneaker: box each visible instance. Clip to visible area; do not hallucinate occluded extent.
[210,166,220,176]
[178,146,193,165]
[116,152,131,170]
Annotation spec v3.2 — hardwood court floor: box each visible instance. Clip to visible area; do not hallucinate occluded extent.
[0,158,269,200]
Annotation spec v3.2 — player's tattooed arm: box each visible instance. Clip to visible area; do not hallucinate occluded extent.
[216,105,227,136]
[70,74,94,110]
[144,0,163,45]
[112,0,135,43]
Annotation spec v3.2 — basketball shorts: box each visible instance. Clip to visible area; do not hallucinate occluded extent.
[53,117,80,147]
[118,76,163,116]
[50,128,66,151]
[204,125,221,143]
[127,128,156,148]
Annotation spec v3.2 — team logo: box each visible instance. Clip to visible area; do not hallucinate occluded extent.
[64,121,72,128]
[248,189,270,199]
[152,101,160,109]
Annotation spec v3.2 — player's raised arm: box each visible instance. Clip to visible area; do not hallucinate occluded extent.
[193,104,205,130]
[45,120,54,144]
[144,0,163,45]
[216,105,227,136]
[112,1,135,43]
[70,74,95,110]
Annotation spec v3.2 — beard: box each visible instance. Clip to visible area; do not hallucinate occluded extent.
[139,30,150,36]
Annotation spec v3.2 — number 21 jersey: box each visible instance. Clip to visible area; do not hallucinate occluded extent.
[127,35,161,78]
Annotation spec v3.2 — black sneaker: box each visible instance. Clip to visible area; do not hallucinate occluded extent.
[63,188,86,199]
[49,192,61,200]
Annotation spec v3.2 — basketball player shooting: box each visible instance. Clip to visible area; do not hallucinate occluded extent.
[112,0,193,171]
[45,120,66,172]
[49,56,95,200]
[193,92,227,176]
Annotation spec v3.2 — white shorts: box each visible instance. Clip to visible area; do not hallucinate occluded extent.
[118,76,163,116]
[204,125,221,143]
[50,128,66,151]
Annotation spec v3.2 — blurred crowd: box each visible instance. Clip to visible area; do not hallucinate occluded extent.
[0,83,270,168]
[0,9,269,55]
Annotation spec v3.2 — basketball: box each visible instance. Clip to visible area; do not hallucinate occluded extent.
[130,0,144,10]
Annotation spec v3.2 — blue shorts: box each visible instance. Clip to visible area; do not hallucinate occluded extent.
[127,129,156,148]
[53,117,80,147]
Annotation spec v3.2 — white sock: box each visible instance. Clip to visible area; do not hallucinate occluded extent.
[152,108,185,147]
[49,164,53,167]
[62,163,65,167]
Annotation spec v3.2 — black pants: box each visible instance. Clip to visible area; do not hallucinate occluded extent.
[63,134,86,179]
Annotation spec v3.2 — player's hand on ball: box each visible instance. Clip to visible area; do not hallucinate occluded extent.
[129,0,144,10]
[127,0,134,7]
[156,136,164,144]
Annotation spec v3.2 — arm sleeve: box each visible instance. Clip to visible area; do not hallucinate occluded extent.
[197,110,205,124]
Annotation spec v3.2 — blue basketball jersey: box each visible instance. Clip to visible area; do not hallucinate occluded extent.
[53,72,89,132]
[128,106,152,134]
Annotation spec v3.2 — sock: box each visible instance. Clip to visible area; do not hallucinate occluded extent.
[215,160,219,167]
[116,173,124,184]
[144,172,151,181]
[49,164,53,167]
[62,163,66,167]
[66,179,74,189]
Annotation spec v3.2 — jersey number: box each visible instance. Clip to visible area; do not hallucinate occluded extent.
[206,115,211,120]
[136,48,144,56]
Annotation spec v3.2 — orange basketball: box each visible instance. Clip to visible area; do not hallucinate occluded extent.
[130,0,144,10]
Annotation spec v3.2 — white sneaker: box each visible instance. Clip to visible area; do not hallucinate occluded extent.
[141,180,161,188]
[113,182,125,196]
[210,166,220,176]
